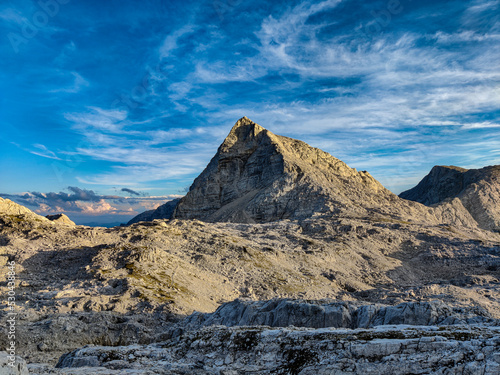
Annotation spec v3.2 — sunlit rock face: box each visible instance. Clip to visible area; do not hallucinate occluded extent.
[173,116,404,223]
[400,165,500,232]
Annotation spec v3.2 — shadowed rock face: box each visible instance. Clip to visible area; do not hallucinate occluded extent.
[172,117,393,223]
[400,165,500,232]
[399,166,469,205]
[182,299,495,330]
[127,198,181,225]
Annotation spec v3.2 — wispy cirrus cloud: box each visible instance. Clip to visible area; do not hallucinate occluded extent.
[49,72,90,94]
[60,106,223,186]
[1,0,499,205]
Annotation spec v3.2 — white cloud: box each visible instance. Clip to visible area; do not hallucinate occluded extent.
[48,0,499,194]
[159,24,196,58]
[49,72,90,93]
[64,107,128,133]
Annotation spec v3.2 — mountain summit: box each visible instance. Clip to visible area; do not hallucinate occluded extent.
[170,116,396,223]
[129,117,498,229]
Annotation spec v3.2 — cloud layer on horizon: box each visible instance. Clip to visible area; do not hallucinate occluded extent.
[1,187,182,224]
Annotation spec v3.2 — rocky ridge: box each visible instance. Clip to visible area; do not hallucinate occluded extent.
[45,214,76,226]
[129,118,488,233]
[41,324,500,374]
[0,198,51,224]
[400,165,500,232]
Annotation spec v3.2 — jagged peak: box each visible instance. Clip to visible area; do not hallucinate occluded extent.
[222,116,267,149]
[234,116,254,126]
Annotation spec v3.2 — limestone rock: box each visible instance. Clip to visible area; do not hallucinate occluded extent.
[49,325,500,374]
[400,165,500,231]
[0,197,50,224]
[172,117,407,223]
[182,299,493,331]
[0,351,29,375]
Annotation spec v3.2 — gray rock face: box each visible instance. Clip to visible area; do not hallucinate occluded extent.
[400,166,469,205]
[400,165,500,231]
[0,351,29,375]
[127,198,181,225]
[172,117,399,223]
[49,325,500,374]
[182,299,494,330]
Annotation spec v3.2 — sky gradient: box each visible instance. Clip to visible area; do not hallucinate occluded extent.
[1,0,499,225]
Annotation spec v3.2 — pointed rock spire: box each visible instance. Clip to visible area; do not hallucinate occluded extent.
[170,117,392,223]
[221,116,266,150]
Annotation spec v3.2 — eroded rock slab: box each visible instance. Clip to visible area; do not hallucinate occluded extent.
[40,325,500,375]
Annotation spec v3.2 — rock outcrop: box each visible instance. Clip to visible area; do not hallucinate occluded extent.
[0,197,77,228]
[182,299,495,331]
[48,324,500,374]
[45,214,75,226]
[0,351,29,375]
[0,197,51,223]
[400,165,500,232]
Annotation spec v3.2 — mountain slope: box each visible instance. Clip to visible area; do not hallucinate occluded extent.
[0,197,77,228]
[172,117,419,223]
[0,197,52,223]
[400,165,500,232]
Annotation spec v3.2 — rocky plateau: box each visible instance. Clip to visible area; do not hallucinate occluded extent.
[1,117,500,374]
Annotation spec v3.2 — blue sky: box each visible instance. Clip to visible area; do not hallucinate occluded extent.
[0,0,499,225]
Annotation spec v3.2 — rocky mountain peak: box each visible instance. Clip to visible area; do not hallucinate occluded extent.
[170,117,397,223]
[221,116,266,149]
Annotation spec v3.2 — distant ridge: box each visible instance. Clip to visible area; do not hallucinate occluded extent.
[400,165,500,232]
[127,198,181,225]
[0,197,77,227]
[0,197,51,223]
